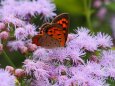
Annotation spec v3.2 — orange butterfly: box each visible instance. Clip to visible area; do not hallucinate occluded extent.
[32,13,69,48]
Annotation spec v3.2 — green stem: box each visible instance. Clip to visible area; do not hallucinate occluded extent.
[84,0,93,31]
[2,50,16,68]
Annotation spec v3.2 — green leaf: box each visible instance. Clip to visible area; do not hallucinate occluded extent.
[106,78,115,86]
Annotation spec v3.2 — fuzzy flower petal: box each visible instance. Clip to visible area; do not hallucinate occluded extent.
[25,24,37,37]
[14,27,28,40]
[95,32,113,48]
[7,40,25,51]
[0,0,56,20]
[72,27,98,51]
[0,69,15,86]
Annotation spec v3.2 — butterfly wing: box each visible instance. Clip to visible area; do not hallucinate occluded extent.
[38,34,61,48]
[32,34,41,46]
[52,13,69,42]
[32,24,64,48]
[32,23,51,46]
[39,23,51,34]
[44,24,66,47]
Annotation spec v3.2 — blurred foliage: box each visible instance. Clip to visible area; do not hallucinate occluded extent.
[54,0,113,35]
[107,2,115,11]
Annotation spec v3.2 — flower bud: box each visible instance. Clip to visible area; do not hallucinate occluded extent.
[15,69,25,78]
[5,66,15,74]
[0,31,9,40]
[67,33,76,42]
[19,46,28,54]
[0,23,5,30]
[27,43,37,52]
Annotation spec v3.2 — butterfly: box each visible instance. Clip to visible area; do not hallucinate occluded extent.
[32,13,69,48]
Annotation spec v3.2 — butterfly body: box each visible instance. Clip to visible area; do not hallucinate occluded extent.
[32,13,69,48]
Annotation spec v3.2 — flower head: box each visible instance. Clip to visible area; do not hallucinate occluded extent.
[33,48,51,61]
[7,40,25,51]
[25,24,37,37]
[2,15,25,27]
[95,32,113,48]
[100,50,115,67]
[73,27,98,51]
[0,0,56,21]
[14,27,27,40]
[0,69,15,86]
[23,59,50,86]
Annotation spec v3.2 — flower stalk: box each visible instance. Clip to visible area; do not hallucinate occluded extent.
[84,0,93,31]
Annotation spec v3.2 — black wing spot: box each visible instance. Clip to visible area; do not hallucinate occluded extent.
[62,21,67,24]
[57,34,61,36]
[49,31,52,33]
[63,28,66,30]
[49,34,53,36]
[58,38,61,39]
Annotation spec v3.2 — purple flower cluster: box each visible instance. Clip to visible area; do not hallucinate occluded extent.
[0,0,114,86]
[0,0,56,21]
[23,28,115,86]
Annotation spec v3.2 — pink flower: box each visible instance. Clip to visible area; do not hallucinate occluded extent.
[0,31,9,40]
[67,33,77,43]
[5,66,15,74]
[26,43,37,52]
[0,22,5,30]
[15,69,25,78]
[19,46,28,54]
